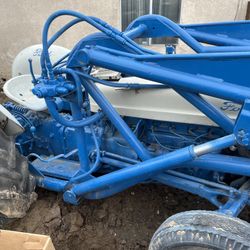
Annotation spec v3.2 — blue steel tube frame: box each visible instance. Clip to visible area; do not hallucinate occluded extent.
[40,10,244,134]
[69,101,90,171]
[125,15,250,53]
[63,135,236,204]
[123,19,236,133]
[73,67,234,133]
[175,91,234,133]
[79,78,151,161]
[80,47,250,104]
[72,46,246,134]
[34,10,250,211]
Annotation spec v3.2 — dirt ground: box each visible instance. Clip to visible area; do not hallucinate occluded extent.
[4,186,250,250]
[0,77,249,250]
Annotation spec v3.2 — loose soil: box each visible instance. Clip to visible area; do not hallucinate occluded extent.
[5,186,250,250]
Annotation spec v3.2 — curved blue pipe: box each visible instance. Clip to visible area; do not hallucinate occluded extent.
[45,99,103,128]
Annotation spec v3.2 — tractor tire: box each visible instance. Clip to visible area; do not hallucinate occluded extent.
[0,129,36,222]
[149,210,250,250]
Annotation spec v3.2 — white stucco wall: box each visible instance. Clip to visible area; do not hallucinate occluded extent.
[0,0,248,77]
[180,0,247,24]
[0,0,121,78]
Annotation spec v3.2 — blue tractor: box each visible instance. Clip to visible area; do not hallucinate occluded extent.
[1,10,250,249]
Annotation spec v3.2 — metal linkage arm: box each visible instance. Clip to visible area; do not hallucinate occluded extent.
[63,134,236,204]
[79,47,250,104]
[125,15,250,52]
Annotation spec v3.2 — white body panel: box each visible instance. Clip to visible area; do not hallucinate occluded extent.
[4,72,240,127]
[12,44,70,77]
[90,77,240,126]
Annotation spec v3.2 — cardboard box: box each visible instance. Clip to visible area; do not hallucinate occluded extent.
[0,230,55,250]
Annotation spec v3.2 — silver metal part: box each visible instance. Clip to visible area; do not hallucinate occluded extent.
[0,104,23,136]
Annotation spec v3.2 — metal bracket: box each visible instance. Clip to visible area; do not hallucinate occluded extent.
[234,99,250,147]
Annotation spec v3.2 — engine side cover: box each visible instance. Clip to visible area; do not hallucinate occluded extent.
[90,77,240,126]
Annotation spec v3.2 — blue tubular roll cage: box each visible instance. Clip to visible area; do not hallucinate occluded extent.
[31,10,250,216]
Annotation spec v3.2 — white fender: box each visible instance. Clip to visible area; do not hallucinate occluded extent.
[12,44,70,77]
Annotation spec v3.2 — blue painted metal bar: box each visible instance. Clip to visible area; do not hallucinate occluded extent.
[75,66,234,132]
[187,154,250,177]
[100,157,131,168]
[83,178,145,200]
[64,146,195,203]
[181,20,250,41]
[67,125,101,184]
[193,135,235,155]
[218,194,249,217]
[73,48,233,133]
[80,78,151,161]
[125,14,204,53]
[63,135,236,203]
[123,24,147,40]
[45,99,103,128]
[186,30,250,46]
[81,47,250,103]
[125,15,250,53]
[99,155,240,193]
[101,151,138,164]
[38,149,250,202]
[101,152,250,179]
[218,180,250,216]
[34,10,250,212]
[41,10,154,77]
[37,176,67,192]
[82,169,232,205]
[154,173,225,207]
[69,102,89,171]
[177,92,234,133]
[165,170,236,192]
[133,51,250,60]
[33,148,250,196]
[203,45,250,53]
